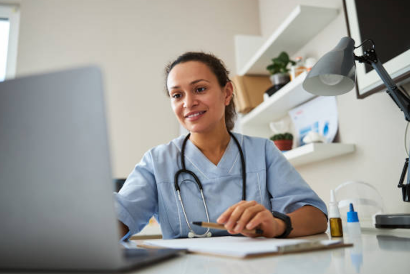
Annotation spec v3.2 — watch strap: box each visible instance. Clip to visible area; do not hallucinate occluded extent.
[271,211,293,238]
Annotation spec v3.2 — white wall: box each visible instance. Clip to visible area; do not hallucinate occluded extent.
[6,0,261,177]
[6,0,409,216]
[259,0,410,216]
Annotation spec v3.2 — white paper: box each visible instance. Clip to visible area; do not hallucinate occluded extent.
[141,236,341,258]
[288,96,338,146]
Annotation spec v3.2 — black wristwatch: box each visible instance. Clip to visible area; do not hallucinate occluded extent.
[272,211,293,238]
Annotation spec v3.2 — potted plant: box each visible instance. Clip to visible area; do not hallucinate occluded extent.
[270,133,293,151]
[265,52,296,96]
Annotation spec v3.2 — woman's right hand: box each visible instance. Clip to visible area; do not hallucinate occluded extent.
[216,200,286,238]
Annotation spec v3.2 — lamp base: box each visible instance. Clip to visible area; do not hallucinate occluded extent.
[375,214,410,228]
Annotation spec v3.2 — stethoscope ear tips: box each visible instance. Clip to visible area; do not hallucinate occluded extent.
[188,232,195,238]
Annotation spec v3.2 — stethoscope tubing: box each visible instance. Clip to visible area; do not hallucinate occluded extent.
[229,132,246,200]
[174,131,246,237]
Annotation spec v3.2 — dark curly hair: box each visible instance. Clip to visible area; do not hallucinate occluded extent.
[165,52,236,131]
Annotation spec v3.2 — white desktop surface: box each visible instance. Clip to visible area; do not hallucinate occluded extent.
[132,228,410,274]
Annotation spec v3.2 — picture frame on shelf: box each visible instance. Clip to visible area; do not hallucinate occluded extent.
[343,0,410,99]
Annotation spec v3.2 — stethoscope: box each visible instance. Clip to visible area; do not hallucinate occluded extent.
[174,131,246,238]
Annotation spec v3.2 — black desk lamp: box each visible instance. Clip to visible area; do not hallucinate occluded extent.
[303,36,410,229]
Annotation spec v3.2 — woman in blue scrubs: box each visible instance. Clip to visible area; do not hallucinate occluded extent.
[115,52,328,240]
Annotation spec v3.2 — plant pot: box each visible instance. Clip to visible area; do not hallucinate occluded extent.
[266,73,290,96]
[273,140,293,151]
[269,73,290,86]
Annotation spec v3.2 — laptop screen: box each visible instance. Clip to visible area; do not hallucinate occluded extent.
[0,67,126,270]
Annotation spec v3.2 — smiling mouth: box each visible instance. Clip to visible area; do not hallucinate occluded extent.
[185,111,206,119]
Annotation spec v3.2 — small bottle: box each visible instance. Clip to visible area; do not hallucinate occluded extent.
[347,203,361,236]
[329,190,343,237]
[290,57,306,81]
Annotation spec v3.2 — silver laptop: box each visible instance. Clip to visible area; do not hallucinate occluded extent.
[0,67,181,271]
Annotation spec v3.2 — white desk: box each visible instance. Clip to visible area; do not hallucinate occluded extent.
[132,228,410,274]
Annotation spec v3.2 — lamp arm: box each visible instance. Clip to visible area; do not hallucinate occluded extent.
[354,40,410,202]
[371,60,410,122]
[355,52,410,122]
[371,59,410,200]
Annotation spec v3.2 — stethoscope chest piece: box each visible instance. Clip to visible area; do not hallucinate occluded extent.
[188,231,212,238]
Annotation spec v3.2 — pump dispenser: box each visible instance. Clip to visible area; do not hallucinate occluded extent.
[329,190,343,237]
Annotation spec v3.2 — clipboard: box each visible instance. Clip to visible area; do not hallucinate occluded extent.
[137,236,352,259]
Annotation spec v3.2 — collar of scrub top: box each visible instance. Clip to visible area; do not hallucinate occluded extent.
[174,131,247,238]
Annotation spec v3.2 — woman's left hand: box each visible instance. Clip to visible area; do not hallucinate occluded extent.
[216,200,285,238]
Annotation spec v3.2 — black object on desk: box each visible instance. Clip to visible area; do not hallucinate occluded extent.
[375,214,410,229]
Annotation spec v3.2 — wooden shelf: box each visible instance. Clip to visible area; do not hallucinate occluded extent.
[284,143,356,167]
[235,5,338,76]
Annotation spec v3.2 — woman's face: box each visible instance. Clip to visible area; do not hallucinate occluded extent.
[167,61,232,134]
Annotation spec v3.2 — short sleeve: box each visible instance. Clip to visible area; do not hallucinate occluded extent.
[113,150,158,236]
[265,140,328,216]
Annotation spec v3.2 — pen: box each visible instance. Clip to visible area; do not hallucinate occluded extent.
[192,221,264,235]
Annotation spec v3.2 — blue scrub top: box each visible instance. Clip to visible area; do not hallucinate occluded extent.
[114,133,327,239]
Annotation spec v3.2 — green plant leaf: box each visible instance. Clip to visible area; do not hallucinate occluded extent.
[271,132,293,140]
[283,133,293,140]
[266,51,296,75]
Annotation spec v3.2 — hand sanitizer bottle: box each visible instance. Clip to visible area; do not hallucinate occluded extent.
[347,203,361,236]
[329,190,343,237]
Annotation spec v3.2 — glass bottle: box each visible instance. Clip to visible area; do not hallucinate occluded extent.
[329,190,343,237]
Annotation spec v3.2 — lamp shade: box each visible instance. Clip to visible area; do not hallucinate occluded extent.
[303,37,356,96]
